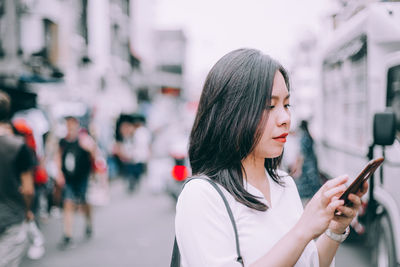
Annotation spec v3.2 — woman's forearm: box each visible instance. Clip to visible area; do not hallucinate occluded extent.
[250,223,312,267]
[316,233,340,267]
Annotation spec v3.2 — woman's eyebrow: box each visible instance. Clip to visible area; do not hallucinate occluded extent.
[271,94,290,100]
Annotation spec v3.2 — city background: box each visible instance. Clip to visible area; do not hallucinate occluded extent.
[0,0,399,266]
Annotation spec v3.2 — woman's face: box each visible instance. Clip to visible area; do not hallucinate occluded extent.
[253,71,291,159]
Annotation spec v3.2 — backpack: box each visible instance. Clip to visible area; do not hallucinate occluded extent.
[12,119,48,185]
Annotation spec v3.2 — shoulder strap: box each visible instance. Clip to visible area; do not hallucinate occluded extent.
[170,177,244,267]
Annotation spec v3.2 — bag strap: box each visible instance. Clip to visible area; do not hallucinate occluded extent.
[170,177,244,267]
[170,237,180,267]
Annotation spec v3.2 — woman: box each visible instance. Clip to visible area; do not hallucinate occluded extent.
[175,48,367,267]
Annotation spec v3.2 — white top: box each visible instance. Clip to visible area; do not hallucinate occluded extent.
[175,171,326,267]
[120,126,151,163]
[131,126,151,163]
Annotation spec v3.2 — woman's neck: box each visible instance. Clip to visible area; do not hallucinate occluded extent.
[242,154,272,205]
[242,155,267,184]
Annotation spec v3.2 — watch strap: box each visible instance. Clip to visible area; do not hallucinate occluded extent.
[325,226,350,243]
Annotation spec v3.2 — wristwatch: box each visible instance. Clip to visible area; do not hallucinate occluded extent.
[325,226,350,243]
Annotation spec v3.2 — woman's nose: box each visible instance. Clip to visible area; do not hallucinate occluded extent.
[277,107,290,126]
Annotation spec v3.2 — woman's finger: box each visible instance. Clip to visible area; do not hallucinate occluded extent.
[336,205,355,218]
[324,184,347,200]
[356,181,369,197]
[347,193,362,208]
[320,177,347,206]
[322,175,349,191]
[327,199,345,214]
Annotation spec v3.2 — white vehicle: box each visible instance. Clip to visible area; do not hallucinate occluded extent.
[316,2,400,266]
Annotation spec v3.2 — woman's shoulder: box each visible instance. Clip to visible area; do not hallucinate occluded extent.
[176,177,231,225]
[178,177,223,204]
[177,176,236,214]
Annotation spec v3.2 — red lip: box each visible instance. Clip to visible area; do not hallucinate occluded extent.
[273,133,288,139]
[273,133,288,143]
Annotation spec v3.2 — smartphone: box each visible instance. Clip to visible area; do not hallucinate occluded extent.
[339,157,384,205]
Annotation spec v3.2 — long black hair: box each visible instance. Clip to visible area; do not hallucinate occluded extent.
[189,48,290,211]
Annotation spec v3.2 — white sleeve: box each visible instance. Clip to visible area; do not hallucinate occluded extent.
[175,179,243,267]
[283,174,336,267]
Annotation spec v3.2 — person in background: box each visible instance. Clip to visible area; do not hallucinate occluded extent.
[294,120,322,205]
[113,113,150,193]
[146,92,182,193]
[113,114,135,191]
[12,118,49,222]
[11,118,47,260]
[110,114,132,179]
[130,114,151,187]
[56,115,96,249]
[0,91,35,267]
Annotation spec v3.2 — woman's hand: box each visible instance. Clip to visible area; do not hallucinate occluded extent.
[297,175,349,240]
[328,181,368,234]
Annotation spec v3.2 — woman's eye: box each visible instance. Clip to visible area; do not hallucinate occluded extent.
[267,104,290,110]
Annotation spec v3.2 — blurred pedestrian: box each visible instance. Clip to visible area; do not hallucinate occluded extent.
[12,118,49,222]
[294,120,322,205]
[113,114,135,191]
[0,91,35,267]
[12,118,47,260]
[56,115,96,249]
[146,93,181,193]
[109,114,131,179]
[130,114,151,186]
[113,113,150,193]
[173,49,368,266]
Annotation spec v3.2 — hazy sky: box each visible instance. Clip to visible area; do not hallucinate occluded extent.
[155,0,332,97]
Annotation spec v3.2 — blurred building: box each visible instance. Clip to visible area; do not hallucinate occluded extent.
[289,0,400,132]
[153,29,187,98]
[330,0,400,29]
[289,31,319,129]
[0,0,161,149]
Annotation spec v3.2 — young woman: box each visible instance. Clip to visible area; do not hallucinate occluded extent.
[175,48,367,267]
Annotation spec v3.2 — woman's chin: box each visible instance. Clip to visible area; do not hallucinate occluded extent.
[264,149,284,159]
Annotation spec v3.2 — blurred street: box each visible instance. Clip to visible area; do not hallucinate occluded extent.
[337,241,372,267]
[1,0,399,266]
[20,178,176,267]
[18,176,373,267]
